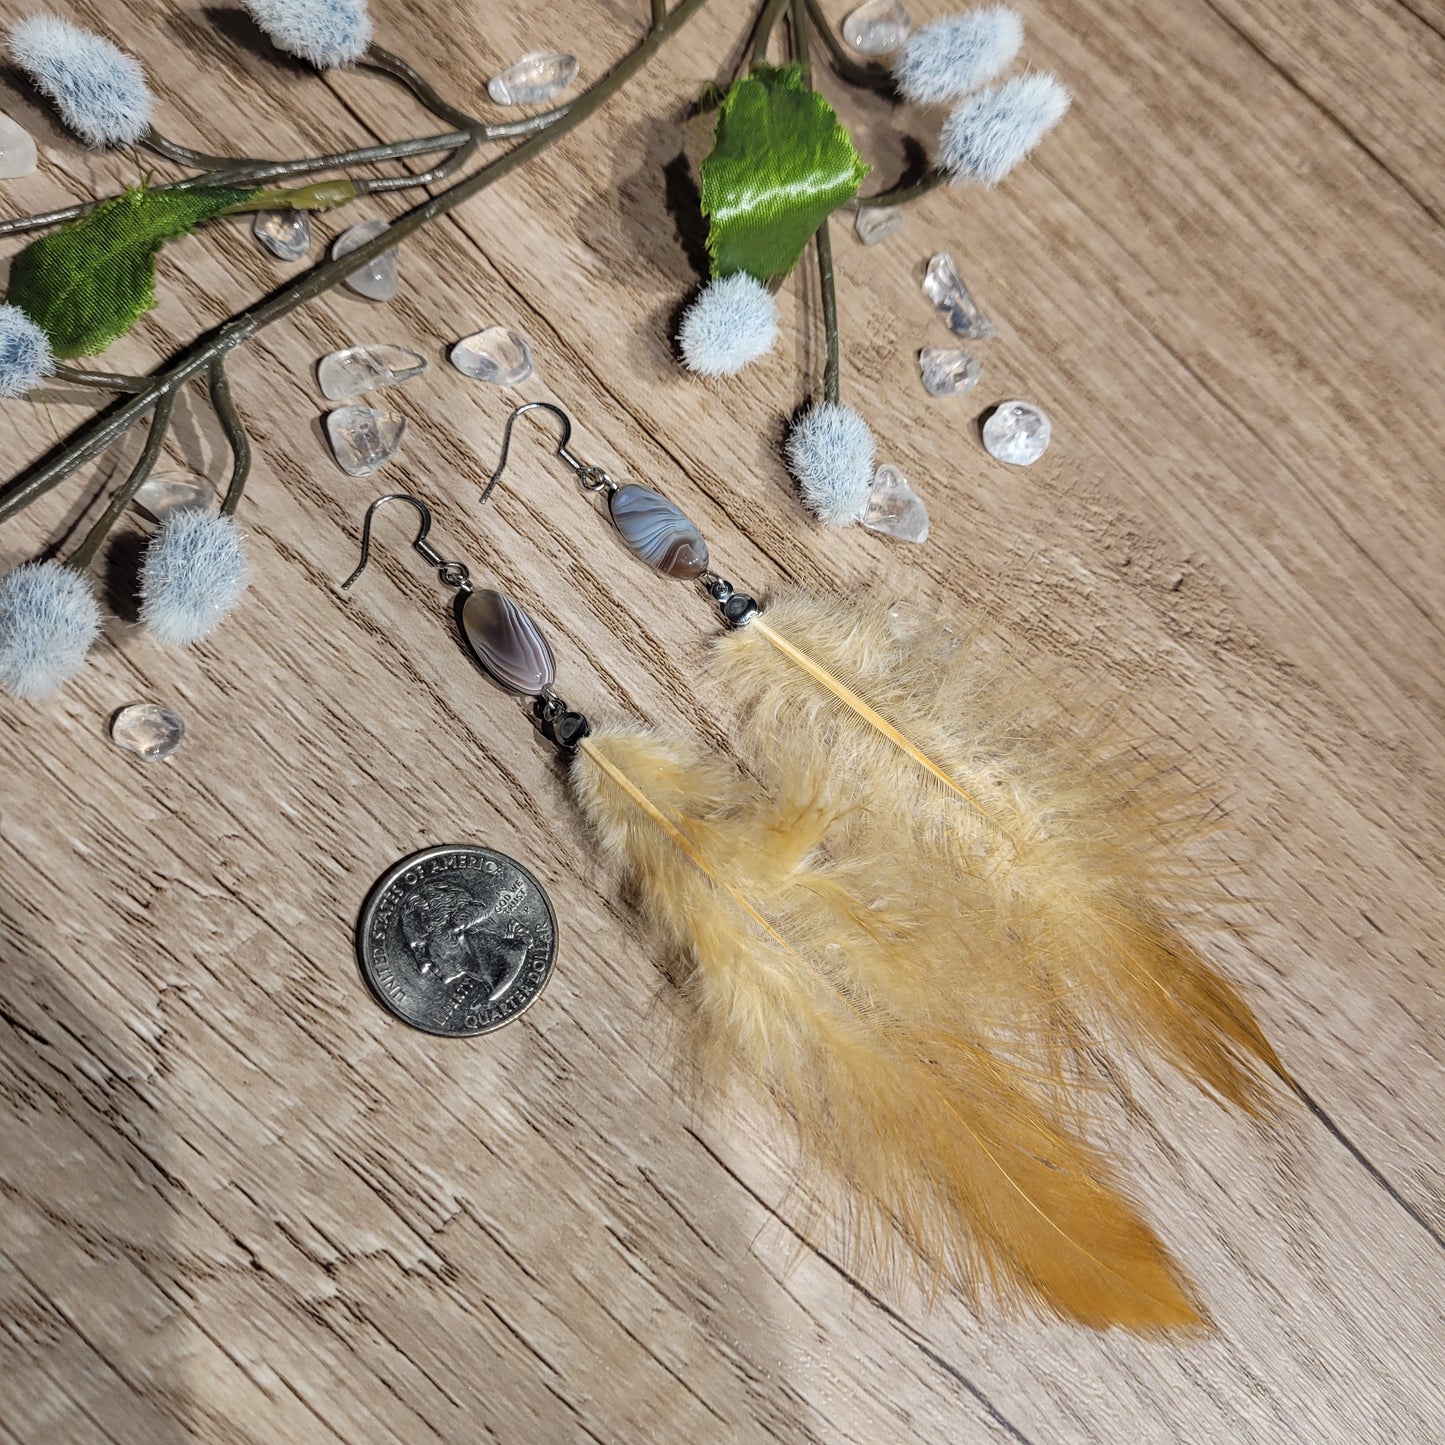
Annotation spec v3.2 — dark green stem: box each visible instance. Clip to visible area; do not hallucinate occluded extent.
[652,0,668,28]
[52,366,149,392]
[752,0,790,66]
[66,391,176,569]
[0,0,716,526]
[802,0,894,91]
[209,360,251,519]
[142,128,268,173]
[791,0,841,405]
[856,166,946,208]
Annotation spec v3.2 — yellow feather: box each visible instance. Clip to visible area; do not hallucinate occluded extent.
[718,590,1287,1113]
[572,725,1204,1330]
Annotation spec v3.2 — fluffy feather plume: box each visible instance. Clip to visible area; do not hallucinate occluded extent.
[716,591,1287,1114]
[572,724,1204,1329]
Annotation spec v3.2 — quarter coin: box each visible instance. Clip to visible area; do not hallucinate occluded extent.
[356,845,557,1037]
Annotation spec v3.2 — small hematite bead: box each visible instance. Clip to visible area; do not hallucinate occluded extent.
[608,485,709,579]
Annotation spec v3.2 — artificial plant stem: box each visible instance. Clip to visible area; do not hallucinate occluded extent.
[752,0,790,66]
[363,46,486,135]
[856,167,946,208]
[0,133,474,238]
[0,0,717,525]
[142,128,268,172]
[52,366,148,392]
[791,0,842,405]
[66,391,176,570]
[652,0,668,29]
[802,0,893,91]
[208,360,251,519]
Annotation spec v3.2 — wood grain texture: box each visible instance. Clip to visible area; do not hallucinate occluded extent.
[1,1,1442,1440]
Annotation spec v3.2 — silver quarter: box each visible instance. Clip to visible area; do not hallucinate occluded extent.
[356,845,557,1037]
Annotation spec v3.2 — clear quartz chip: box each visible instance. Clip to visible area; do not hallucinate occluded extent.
[449,327,534,387]
[487,52,578,106]
[133,475,215,523]
[326,405,407,475]
[110,703,185,762]
[317,345,429,400]
[918,346,981,397]
[861,464,929,543]
[982,400,1051,465]
[332,219,400,301]
[923,252,995,339]
[0,111,37,179]
[842,0,911,55]
[252,209,310,261]
[854,205,902,245]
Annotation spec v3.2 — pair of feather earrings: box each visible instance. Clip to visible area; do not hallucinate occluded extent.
[342,402,1287,1332]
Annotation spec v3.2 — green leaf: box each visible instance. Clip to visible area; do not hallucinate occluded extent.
[700,65,868,282]
[6,184,257,358]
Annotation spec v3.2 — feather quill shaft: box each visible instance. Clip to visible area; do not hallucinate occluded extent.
[572,723,1204,1329]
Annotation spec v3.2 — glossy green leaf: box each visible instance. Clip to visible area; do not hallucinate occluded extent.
[700,65,867,282]
[6,184,257,358]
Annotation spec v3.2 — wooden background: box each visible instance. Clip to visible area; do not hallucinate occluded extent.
[1,0,1441,1439]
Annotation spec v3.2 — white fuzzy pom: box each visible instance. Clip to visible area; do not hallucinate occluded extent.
[893,8,1023,107]
[140,510,250,647]
[785,404,876,528]
[678,274,780,377]
[939,73,1070,186]
[9,14,153,147]
[0,305,55,399]
[0,561,101,698]
[241,0,373,69]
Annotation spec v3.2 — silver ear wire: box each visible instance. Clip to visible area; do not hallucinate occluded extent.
[340,493,472,591]
[481,401,615,505]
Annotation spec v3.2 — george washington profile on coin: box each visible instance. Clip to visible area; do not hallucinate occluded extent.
[357,845,557,1037]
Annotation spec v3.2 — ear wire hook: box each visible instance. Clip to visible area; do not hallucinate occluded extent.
[340,493,472,591]
[480,401,615,506]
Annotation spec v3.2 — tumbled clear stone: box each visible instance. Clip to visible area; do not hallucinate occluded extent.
[0,111,37,179]
[133,475,215,523]
[854,205,901,245]
[923,252,995,339]
[327,405,407,475]
[110,703,185,762]
[449,327,534,387]
[982,401,1051,465]
[919,346,980,397]
[862,464,929,543]
[252,209,310,261]
[842,0,910,55]
[332,219,400,301]
[317,344,428,400]
[487,52,578,106]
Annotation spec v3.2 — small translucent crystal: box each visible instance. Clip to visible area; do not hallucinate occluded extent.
[842,0,911,55]
[450,327,534,387]
[923,252,995,339]
[252,210,310,261]
[919,346,980,397]
[133,475,215,523]
[982,401,1051,465]
[854,205,901,245]
[110,703,185,762]
[332,219,400,301]
[487,52,578,106]
[327,405,407,476]
[0,111,37,180]
[862,464,929,543]
[317,345,428,400]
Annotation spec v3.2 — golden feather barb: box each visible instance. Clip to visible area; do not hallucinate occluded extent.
[572,725,1203,1330]
[719,590,1287,1113]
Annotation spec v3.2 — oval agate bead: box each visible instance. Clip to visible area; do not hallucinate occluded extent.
[608,484,709,579]
[460,589,555,695]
